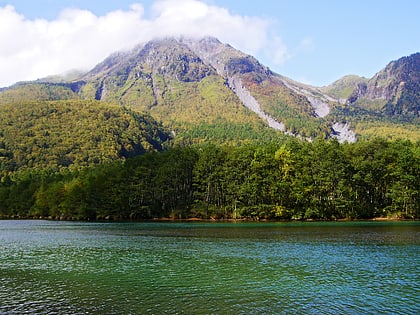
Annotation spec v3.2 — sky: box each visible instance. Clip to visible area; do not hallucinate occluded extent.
[0,0,419,88]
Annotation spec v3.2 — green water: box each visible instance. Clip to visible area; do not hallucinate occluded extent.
[0,220,419,314]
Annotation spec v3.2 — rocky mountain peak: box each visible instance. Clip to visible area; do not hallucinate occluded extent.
[180,36,272,79]
[347,53,420,118]
[86,37,216,83]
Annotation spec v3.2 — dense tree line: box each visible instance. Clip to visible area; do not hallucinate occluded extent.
[0,138,418,220]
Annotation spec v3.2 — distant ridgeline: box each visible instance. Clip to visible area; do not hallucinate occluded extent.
[0,37,418,221]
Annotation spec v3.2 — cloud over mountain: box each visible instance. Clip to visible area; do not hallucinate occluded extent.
[0,0,290,87]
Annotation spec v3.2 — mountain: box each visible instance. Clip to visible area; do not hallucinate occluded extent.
[321,75,368,102]
[0,37,354,143]
[181,37,343,139]
[77,36,341,142]
[327,53,420,141]
[347,53,419,118]
[1,37,419,143]
[0,100,170,173]
[82,37,359,142]
[77,37,279,144]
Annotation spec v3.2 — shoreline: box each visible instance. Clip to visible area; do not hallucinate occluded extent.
[0,215,417,222]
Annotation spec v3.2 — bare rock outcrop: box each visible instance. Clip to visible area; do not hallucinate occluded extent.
[229,76,285,131]
[332,123,356,143]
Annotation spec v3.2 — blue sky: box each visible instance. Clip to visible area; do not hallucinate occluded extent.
[0,0,419,87]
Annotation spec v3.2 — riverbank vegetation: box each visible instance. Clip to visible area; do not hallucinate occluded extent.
[0,138,418,221]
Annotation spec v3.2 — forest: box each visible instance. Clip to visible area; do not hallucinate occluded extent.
[0,137,418,221]
[0,100,170,172]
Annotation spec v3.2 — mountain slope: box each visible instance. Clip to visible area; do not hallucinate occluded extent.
[0,37,418,143]
[347,52,420,119]
[0,100,170,173]
[76,37,283,144]
[78,36,352,141]
[182,37,340,139]
[321,75,368,102]
[328,53,420,141]
[0,82,80,104]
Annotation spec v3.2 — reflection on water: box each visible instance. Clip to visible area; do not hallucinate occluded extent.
[0,220,419,314]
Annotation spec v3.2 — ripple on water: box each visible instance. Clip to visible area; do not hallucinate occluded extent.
[0,221,419,314]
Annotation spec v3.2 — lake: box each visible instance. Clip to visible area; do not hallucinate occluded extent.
[0,220,419,314]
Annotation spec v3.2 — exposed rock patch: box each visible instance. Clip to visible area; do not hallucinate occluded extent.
[332,123,356,143]
[282,80,331,117]
[228,76,285,131]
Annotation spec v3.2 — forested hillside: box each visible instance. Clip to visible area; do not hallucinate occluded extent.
[1,139,418,220]
[0,83,79,104]
[0,100,170,173]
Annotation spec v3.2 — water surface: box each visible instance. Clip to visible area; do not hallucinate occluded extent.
[0,220,419,314]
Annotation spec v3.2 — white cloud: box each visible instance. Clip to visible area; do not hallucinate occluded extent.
[265,36,291,65]
[298,37,315,52]
[0,0,291,87]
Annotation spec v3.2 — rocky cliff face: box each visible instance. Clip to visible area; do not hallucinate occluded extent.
[347,53,420,118]
[85,38,217,93]
[180,37,270,78]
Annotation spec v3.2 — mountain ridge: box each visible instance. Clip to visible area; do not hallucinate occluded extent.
[0,36,418,143]
[347,52,420,118]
